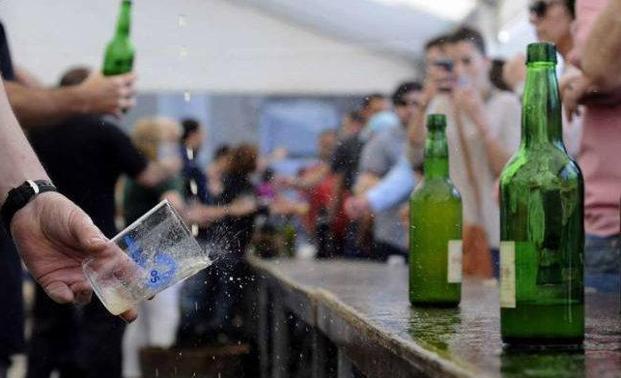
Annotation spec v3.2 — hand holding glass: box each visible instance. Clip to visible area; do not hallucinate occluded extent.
[83,200,211,315]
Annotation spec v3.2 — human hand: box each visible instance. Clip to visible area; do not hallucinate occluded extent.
[452,86,489,135]
[10,192,137,322]
[344,196,371,219]
[77,72,136,116]
[560,68,591,122]
[229,196,257,217]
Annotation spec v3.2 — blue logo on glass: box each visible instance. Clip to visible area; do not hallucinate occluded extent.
[124,235,177,290]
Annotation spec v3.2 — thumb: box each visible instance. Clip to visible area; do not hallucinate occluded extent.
[69,212,108,253]
[44,281,75,304]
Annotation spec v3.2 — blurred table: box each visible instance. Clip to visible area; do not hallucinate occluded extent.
[248,256,621,378]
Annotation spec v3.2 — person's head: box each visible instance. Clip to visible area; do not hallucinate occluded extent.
[227,144,258,177]
[528,0,575,55]
[447,26,490,91]
[180,118,203,150]
[58,66,91,87]
[212,144,232,171]
[131,117,181,162]
[392,81,423,126]
[360,93,389,120]
[317,129,337,161]
[340,110,365,137]
[424,35,450,67]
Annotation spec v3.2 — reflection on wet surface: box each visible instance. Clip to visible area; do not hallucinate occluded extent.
[251,257,621,377]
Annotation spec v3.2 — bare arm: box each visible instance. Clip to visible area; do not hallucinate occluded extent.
[353,172,380,195]
[5,72,135,128]
[0,81,50,200]
[185,196,257,225]
[581,0,621,91]
[134,161,180,188]
[0,80,137,320]
[293,164,330,190]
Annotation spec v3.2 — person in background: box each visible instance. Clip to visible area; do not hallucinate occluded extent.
[206,144,232,198]
[188,144,259,343]
[347,82,423,262]
[359,28,521,278]
[328,96,388,258]
[337,110,366,140]
[339,35,449,259]
[180,118,210,205]
[417,27,521,277]
[0,21,136,376]
[504,0,582,157]
[560,0,621,293]
[121,117,186,378]
[26,67,174,378]
[280,129,338,237]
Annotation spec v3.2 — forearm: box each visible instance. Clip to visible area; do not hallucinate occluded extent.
[5,81,85,128]
[582,0,621,90]
[136,162,177,188]
[0,81,50,203]
[408,109,427,149]
[295,165,328,189]
[482,134,511,176]
[473,117,511,176]
[366,156,414,212]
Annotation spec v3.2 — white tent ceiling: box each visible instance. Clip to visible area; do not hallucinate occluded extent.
[0,0,537,93]
[233,0,462,59]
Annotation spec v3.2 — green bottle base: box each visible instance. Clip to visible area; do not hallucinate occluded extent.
[501,303,584,347]
[409,300,460,308]
[501,337,583,350]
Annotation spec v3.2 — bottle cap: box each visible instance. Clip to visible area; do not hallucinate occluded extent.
[427,114,446,131]
[526,42,557,64]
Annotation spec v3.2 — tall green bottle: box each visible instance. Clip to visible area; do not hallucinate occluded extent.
[103,0,134,76]
[499,42,584,346]
[409,114,462,307]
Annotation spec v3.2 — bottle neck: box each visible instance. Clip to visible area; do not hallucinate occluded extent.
[423,129,449,179]
[521,62,565,149]
[115,1,132,38]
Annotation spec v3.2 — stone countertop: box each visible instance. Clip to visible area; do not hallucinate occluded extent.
[249,256,621,378]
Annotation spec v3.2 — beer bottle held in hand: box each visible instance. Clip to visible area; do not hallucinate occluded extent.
[499,42,584,347]
[103,0,134,76]
[409,114,462,307]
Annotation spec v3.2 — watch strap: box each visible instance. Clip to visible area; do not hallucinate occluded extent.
[1,180,57,233]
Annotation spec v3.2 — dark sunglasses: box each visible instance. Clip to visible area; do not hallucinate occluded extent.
[529,0,561,18]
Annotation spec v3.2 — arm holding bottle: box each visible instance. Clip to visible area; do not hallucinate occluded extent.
[5,72,135,128]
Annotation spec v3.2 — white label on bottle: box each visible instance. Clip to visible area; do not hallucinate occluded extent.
[500,241,516,308]
[447,240,462,283]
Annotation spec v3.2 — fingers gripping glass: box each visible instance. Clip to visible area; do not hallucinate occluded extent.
[83,200,211,315]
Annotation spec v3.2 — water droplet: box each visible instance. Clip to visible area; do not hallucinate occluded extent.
[178,14,187,28]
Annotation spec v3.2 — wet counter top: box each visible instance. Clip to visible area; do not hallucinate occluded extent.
[248,256,621,378]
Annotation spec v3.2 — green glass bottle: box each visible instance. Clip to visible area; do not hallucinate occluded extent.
[103,0,134,76]
[499,42,584,346]
[409,114,462,307]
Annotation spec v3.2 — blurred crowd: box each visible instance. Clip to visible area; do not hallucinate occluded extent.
[0,0,620,377]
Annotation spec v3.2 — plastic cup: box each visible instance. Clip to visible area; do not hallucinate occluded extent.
[83,200,211,315]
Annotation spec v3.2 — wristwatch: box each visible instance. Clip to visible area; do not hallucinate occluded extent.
[1,180,57,232]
